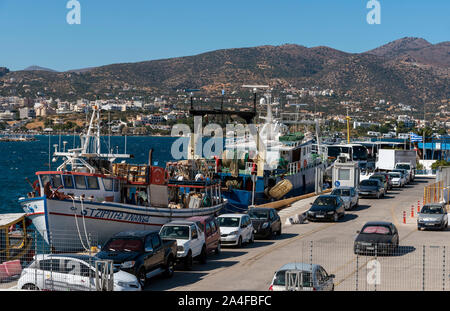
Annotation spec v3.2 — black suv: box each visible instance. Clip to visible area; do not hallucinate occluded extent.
[248,207,282,239]
[96,230,177,287]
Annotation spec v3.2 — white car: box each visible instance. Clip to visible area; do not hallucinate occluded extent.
[217,214,254,247]
[269,263,335,291]
[18,254,141,291]
[159,220,207,270]
[388,172,405,188]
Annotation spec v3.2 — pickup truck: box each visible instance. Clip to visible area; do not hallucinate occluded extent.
[159,220,207,270]
[96,230,177,287]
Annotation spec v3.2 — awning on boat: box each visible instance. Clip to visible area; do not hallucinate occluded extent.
[0,213,26,229]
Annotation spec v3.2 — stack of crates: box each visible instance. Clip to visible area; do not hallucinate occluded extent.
[112,163,149,184]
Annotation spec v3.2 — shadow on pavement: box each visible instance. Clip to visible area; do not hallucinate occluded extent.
[352,204,370,212]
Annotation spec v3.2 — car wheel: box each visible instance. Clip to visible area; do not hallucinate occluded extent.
[249,233,254,244]
[22,284,39,291]
[277,226,282,236]
[199,246,207,264]
[237,236,242,248]
[164,256,175,278]
[184,251,193,270]
[215,242,221,255]
[138,267,148,287]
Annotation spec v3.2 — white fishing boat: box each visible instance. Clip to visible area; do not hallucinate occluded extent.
[19,105,226,251]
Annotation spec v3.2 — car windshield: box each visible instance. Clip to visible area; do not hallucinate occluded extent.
[361,180,378,187]
[160,225,190,239]
[331,189,351,197]
[313,197,337,206]
[361,226,391,235]
[421,206,444,214]
[273,270,313,287]
[103,238,143,252]
[248,210,269,220]
[389,173,401,178]
[396,164,410,170]
[218,217,240,227]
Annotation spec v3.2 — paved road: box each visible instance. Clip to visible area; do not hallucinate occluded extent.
[148,176,450,291]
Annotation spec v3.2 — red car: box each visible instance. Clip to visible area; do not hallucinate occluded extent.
[186,216,221,255]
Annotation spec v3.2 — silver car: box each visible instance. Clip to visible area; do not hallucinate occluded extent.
[417,203,448,231]
[331,186,359,210]
[269,263,335,291]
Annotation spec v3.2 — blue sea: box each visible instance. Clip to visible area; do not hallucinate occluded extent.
[0,135,181,213]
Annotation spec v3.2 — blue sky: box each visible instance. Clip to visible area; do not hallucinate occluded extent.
[0,0,448,71]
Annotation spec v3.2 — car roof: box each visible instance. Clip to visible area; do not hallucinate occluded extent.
[164,220,196,226]
[316,195,339,198]
[333,186,354,190]
[43,253,97,262]
[423,203,445,207]
[277,263,320,272]
[113,230,158,238]
[218,213,246,218]
[186,216,214,223]
[363,221,394,227]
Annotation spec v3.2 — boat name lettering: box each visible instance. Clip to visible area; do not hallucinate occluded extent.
[83,208,150,223]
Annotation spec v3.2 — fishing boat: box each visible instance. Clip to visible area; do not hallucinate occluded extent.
[217,91,326,212]
[19,105,226,252]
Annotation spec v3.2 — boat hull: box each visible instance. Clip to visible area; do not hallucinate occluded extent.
[20,196,224,252]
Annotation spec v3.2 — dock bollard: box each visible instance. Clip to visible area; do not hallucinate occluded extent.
[403,211,406,224]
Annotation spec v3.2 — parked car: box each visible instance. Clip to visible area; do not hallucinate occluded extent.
[417,203,448,231]
[388,171,406,188]
[392,168,410,184]
[186,215,221,254]
[376,172,393,190]
[306,195,345,222]
[354,221,399,255]
[331,186,359,210]
[159,220,207,270]
[369,174,389,193]
[96,230,177,287]
[18,254,141,291]
[217,214,254,247]
[359,179,385,199]
[248,207,282,239]
[269,263,335,291]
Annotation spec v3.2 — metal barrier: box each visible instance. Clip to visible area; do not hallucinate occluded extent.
[280,240,450,291]
[0,229,123,291]
[424,181,450,205]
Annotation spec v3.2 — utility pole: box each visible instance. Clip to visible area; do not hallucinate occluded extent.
[423,103,426,160]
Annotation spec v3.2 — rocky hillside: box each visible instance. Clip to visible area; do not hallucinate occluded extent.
[1,37,448,106]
